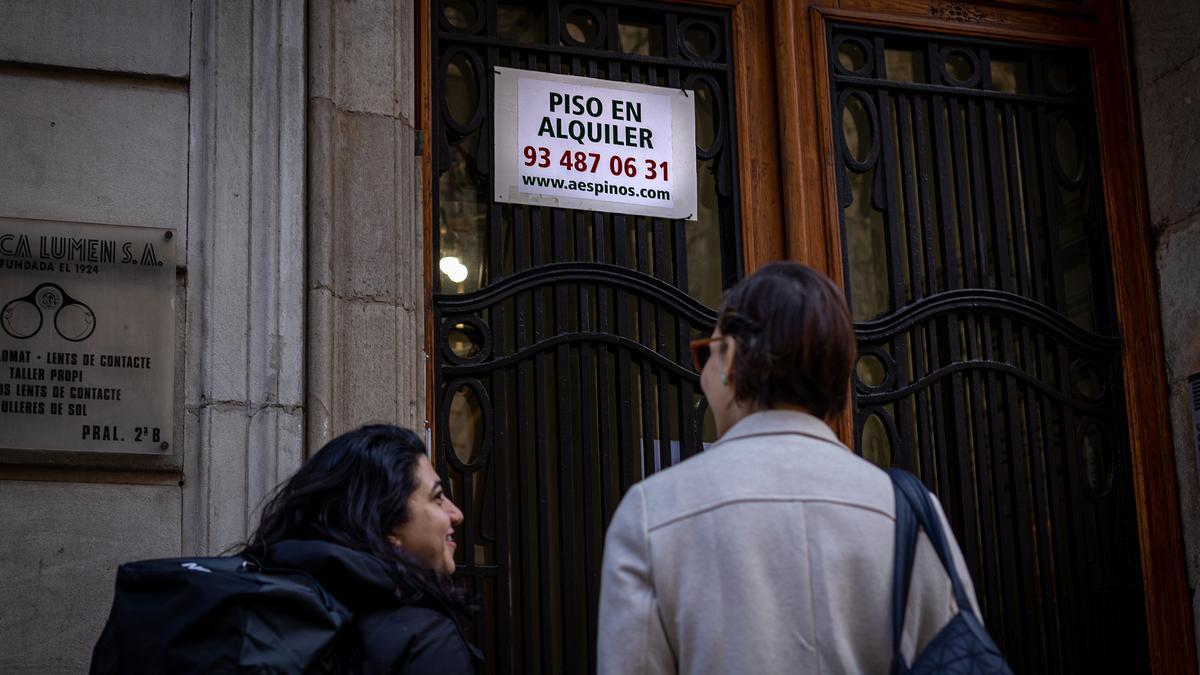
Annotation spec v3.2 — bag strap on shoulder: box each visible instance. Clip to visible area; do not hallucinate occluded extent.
[887,468,975,668]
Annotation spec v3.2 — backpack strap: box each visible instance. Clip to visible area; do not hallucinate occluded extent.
[887,468,975,674]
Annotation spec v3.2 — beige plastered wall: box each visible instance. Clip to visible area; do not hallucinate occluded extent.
[1130,0,1200,671]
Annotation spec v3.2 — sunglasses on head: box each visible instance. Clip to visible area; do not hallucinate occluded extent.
[689,336,724,372]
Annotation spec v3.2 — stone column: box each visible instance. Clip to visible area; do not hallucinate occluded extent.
[183,0,307,554]
[307,0,425,450]
[1131,0,1200,668]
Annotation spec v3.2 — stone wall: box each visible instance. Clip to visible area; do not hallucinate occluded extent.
[0,481,180,672]
[307,0,425,449]
[0,1,307,671]
[0,0,418,665]
[1130,0,1200,670]
[0,2,190,672]
[181,0,307,558]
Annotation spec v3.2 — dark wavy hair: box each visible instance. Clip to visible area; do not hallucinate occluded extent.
[717,262,855,419]
[243,424,468,613]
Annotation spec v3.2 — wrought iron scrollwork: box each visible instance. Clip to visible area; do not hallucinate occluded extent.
[441,315,493,364]
[677,18,722,62]
[432,2,740,672]
[828,23,1146,675]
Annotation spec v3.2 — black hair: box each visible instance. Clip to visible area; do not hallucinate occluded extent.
[243,424,469,613]
[716,262,856,419]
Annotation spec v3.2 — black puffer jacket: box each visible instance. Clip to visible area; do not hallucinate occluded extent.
[265,540,481,675]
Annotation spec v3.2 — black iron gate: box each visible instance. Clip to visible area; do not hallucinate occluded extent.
[828,23,1148,674]
[431,2,740,672]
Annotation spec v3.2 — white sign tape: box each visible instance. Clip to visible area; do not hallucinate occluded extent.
[493,66,697,220]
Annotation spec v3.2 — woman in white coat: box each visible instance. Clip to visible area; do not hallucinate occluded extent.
[597,262,980,675]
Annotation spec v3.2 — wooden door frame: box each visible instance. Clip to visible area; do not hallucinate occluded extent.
[775,1,1195,672]
[703,0,789,273]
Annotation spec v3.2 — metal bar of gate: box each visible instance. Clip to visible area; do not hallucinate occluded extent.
[929,84,981,581]
[911,93,955,505]
[982,81,1038,665]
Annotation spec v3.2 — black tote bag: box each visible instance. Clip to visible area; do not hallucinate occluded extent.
[888,468,1014,675]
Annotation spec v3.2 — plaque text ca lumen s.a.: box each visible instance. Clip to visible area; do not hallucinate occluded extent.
[0,218,176,455]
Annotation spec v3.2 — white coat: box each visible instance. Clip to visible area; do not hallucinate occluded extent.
[597,410,981,675]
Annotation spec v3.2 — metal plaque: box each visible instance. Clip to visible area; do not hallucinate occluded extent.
[0,218,176,454]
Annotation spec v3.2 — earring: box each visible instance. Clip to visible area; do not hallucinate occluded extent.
[720,373,728,386]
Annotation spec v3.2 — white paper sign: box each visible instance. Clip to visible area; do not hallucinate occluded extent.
[493,66,697,220]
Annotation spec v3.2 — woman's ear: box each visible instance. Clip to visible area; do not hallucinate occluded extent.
[722,336,737,384]
[387,533,403,550]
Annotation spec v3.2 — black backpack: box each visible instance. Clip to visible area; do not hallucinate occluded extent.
[89,554,352,674]
[888,468,1014,675]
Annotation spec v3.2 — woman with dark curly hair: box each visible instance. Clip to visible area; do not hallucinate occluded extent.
[597,262,980,675]
[244,424,479,674]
